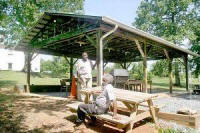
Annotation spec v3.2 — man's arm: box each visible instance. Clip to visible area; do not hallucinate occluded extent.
[91,59,98,70]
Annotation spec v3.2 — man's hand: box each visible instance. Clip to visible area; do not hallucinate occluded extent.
[92,90,101,94]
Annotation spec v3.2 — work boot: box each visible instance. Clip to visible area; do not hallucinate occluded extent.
[75,119,84,125]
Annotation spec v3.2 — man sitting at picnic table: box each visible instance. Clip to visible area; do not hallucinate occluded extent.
[76,74,119,124]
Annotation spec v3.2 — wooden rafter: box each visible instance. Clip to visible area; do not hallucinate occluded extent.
[134,39,145,58]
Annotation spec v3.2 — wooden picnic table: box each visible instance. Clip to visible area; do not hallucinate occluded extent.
[192,83,200,95]
[124,79,152,93]
[79,87,158,132]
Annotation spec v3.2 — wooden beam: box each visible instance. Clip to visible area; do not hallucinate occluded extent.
[164,49,173,93]
[147,100,157,125]
[157,112,200,129]
[104,62,108,68]
[26,53,31,93]
[184,55,189,91]
[32,28,98,48]
[73,59,78,65]
[86,35,97,48]
[31,53,39,61]
[135,39,148,93]
[164,49,170,60]
[127,63,132,69]
[143,43,148,93]
[96,31,101,86]
[134,39,145,58]
[120,63,125,69]
[69,57,73,86]
[64,56,70,64]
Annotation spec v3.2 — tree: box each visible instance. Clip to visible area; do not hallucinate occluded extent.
[190,1,200,77]
[190,20,200,77]
[0,0,84,46]
[41,57,70,78]
[151,60,168,77]
[133,0,197,86]
[130,63,152,80]
[0,0,85,72]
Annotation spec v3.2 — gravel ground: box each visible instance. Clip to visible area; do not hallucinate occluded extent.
[154,93,200,113]
[153,93,200,133]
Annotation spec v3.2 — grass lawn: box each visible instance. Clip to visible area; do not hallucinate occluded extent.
[0,70,199,92]
[0,71,60,88]
[152,76,199,92]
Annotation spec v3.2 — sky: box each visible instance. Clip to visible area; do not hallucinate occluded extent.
[84,0,142,26]
[40,0,142,60]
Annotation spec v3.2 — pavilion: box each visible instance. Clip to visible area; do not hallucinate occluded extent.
[17,12,199,93]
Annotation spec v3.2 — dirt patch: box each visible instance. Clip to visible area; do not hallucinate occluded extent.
[1,92,159,133]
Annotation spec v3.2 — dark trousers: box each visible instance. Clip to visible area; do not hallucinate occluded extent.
[77,103,108,121]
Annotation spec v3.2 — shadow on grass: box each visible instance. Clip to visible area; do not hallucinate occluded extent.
[0,80,17,88]
[13,96,75,117]
[64,114,77,123]
[0,93,25,133]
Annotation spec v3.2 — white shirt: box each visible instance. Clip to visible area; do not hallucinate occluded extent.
[76,59,93,78]
[96,84,116,108]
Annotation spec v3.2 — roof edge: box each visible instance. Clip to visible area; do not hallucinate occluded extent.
[102,16,200,57]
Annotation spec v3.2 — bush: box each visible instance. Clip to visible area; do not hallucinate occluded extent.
[40,57,70,78]
[151,60,168,77]
[130,63,152,80]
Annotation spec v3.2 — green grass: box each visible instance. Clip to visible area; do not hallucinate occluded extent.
[152,76,199,92]
[0,70,199,92]
[0,70,60,88]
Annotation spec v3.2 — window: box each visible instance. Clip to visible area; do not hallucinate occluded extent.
[8,63,12,70]
[8,50,13,56]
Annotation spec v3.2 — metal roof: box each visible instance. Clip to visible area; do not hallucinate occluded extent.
[17,12,199,62]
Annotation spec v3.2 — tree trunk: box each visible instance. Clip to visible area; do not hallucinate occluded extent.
[22,52,28,72]
[174,59,181,86]
[171,13,181,87]
[26,53,31,93]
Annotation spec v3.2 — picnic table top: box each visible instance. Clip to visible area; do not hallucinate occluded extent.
[80,87,157,104]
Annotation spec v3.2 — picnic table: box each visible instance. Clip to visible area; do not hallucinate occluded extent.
[79,87,158,132]
[124,79,152,93]
[192,83,200,95]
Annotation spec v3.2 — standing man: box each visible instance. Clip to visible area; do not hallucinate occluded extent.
[76,52,96,101]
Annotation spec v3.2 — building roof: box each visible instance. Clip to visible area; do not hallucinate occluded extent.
[17,12,199,62]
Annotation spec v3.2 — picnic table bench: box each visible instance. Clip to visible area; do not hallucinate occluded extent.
[67,87,158,133]
[192,84,200,95]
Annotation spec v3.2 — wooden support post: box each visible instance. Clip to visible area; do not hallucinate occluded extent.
[26,53,31,93]
[184,55,189,91]
[99,35,103,86]
[169,59,173,93]
[96,31,101,86]
[70,57,73,86]
[164,49,173,93]
[135,39,147,93]
[143,43,147,93]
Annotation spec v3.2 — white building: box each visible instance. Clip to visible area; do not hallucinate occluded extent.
[0,35,40,72]
[0,46,40,72]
